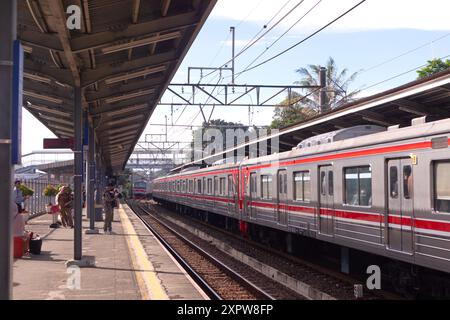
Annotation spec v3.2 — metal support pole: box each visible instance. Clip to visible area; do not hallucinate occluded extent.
[74,86,83,260]
[230,26,235,85]
[87,125,96,231]
[0,0,16,300]
[319,67,328,113]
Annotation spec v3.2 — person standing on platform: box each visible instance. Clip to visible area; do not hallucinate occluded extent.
[14,179,24,213]
[57,186,74,228]
[103,185,116,234]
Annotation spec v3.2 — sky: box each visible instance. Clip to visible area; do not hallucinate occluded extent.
[22,0,450,159]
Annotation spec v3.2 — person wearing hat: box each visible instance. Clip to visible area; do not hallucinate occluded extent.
[14,180,24,213]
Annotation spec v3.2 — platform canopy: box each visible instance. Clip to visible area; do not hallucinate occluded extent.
[18,0,216,173]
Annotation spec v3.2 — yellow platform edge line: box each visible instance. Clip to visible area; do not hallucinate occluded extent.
[119,204,169,300]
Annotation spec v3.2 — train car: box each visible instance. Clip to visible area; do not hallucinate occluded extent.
[153,117,450,296]
[133,181,148,199]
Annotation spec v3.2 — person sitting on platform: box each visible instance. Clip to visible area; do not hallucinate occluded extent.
[14,179,24,214]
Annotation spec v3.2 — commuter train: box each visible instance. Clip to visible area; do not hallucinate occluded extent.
[152,117,450,293]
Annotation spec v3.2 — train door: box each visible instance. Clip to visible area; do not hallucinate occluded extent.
[386,159,414,254]
[228,174,238,215]
[318,165,334,236]
[243,170,250,219]
[277,170,288,225]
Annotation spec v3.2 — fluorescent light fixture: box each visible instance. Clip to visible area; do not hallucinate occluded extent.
[107,103,148,117]
[108,114,144,126]
[105,89,154,104]
[110,153,129,159]
[109,136,136,145]
[27,103,71,117]
[109,132,137,142]
[24,72,51,84]
[49,125,74,133]
[101,31,181,54]
[39,114,73,126]
[109,130,139,140]
[24,90,63,104]
[105,66,166,84]
[54,130,72,138]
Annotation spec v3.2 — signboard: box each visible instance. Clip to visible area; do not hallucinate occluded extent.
[12,40,23,165]
[43,138,74,149]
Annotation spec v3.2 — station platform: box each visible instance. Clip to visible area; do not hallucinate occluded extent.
[13,204,207,300]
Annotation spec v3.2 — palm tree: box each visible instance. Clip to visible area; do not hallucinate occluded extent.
[295,57,360,112]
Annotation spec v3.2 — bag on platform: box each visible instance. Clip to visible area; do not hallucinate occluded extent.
[29,234,42,255]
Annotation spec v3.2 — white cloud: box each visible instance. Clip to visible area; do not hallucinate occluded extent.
[212,0,450,32]
[221,39,263,47]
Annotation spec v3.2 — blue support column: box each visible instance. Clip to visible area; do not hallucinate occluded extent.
[0,0,17,300]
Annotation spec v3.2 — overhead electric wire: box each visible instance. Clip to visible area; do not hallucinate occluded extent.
[361,53,450,92]
[238,0,293,54]
[235,0,267,28]
[202,0,307,79]
[237,0,367,75]
[332,52,450,108]
[360,32,450,75]
[166,1,299,136]
[237,0,323,76]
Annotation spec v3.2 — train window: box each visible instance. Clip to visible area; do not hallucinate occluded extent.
[278,174,283,194]
[197,179,202,194]
[214,177,218,195]
[220,177,226,195]
[228,175,234,194]
[207,178,213,195]
[344,166,372,206]
[328,171,334,196]
[320,171,326,196]
[250,173,257,196]
[434,161,450,213]
[203,178,206,194]
[389,166,399,198]
[403,165,412,199]
[261,175,272,199]
[294,171,310,202]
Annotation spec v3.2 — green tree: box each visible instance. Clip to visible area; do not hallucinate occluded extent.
[190,119,250,162]
[295,57,360,112]
[417,58,450,78]
[270,92,318,129]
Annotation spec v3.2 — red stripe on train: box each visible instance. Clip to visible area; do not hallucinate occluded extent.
[158,192,450,234]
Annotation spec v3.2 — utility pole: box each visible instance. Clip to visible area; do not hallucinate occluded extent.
[0,0,16,300]
[230,26,235,85]
[165,115,168,142]
[74,86,83,260]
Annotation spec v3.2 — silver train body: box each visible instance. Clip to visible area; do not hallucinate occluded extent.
[153,118,450,274]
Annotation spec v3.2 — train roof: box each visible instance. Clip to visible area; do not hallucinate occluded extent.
[154,117,450,181]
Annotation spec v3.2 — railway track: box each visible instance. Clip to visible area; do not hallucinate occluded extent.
[140,200,404,300]
[127,200,302,300]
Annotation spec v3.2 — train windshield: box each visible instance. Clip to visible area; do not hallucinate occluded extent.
[134,182,146,188]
